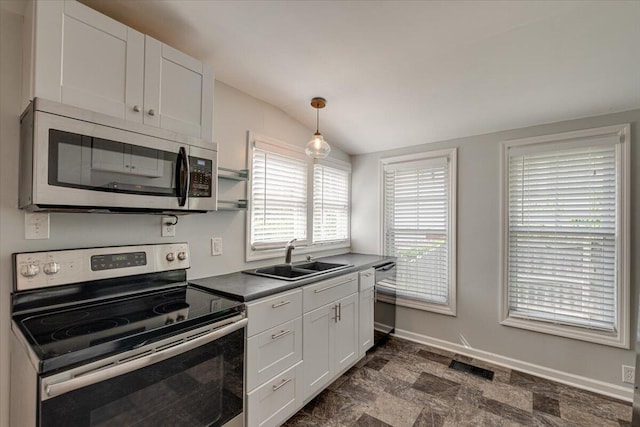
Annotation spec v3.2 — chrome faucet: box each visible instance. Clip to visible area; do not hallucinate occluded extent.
[284,238,297,264]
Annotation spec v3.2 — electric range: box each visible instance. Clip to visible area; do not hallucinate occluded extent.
[10,243,246,427]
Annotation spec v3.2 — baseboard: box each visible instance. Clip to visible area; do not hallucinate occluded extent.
[394,328,633,403]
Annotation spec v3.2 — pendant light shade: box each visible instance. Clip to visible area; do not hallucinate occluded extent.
[305,97,330,159]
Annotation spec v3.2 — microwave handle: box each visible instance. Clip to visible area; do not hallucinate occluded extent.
[176,147,190,207]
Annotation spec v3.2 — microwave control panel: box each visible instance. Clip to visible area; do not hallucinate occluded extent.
[188,157,213,198]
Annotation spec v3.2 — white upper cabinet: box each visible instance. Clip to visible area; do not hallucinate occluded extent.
[144,37,214,140]
[25,0,214,141]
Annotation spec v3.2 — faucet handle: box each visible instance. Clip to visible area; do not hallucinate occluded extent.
[306,255,314,262]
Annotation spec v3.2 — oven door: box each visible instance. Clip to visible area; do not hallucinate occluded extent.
[39,317,247,427]
[32,110,191,212]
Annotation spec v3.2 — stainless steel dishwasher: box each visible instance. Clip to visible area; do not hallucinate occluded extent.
[373,261,397,347]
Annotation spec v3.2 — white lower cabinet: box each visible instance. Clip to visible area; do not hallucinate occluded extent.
[358,268,376,357]
[247,362,304,427]
[302,292,359,401]
[358,287,375,357]
[247,270,373,426]
[247,317,302,392]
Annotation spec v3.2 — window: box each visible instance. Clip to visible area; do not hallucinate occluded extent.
[382,149,457,315]
[247,133,351,261]
[501,124,630,348]
[313,163,350,244]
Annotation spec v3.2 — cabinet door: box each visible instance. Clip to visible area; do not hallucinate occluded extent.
[34,1,144,120]
[247,362,304,427]
[246,317,302,392]
[144,37,214,140]
[302,304,334,400]
[334,293,359,374]
[359,288,374,357]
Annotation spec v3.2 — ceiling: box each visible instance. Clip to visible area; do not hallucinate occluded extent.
[82,0,640,155]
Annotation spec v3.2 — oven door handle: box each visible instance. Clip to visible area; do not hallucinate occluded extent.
[42,317,248,400]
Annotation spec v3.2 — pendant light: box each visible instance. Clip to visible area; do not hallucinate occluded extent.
[305,97,331,159]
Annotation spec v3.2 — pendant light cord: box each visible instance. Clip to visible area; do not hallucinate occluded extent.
[316,107,320,133]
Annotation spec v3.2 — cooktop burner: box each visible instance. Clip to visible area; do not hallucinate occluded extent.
[14,285,243,373]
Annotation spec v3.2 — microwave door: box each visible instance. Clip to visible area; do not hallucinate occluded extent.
[33,111,189,211]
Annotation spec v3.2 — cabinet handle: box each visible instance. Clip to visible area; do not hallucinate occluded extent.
[271,330,291,340]
[133,105,141,112]
[314,279,352,294]
[272,300,291,309]
[333,305,338,323]
[272,378,292,391]
[338,302,342,321]
[148,109,156,116]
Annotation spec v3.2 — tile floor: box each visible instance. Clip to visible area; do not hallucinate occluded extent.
[283,337,632,427]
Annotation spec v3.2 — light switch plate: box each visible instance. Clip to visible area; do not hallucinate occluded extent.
[25,212,50,239]
[211,237,223,256]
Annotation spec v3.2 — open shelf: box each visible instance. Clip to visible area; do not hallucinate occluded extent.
[217,199,248,211]
[218,167,249,181]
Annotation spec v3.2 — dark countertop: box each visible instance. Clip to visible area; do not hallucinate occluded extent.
[190,253,395,302]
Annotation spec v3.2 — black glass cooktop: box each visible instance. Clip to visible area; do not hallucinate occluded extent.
[14,285,244,373]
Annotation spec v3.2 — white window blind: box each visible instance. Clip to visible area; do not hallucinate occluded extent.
[507,144,618,331]
[384,156,451,306]
[313,164,349,243]
[250,147,307,249]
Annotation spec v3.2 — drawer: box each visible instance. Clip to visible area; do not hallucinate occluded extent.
[359,268,375,291]
[247,361,304,427]
[247,289,302,337]
[302,273,358,313]
[247,317,302,392]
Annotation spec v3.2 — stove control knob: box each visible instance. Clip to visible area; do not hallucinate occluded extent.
[176,315,185,322]
[166,253,175,262]
[43,262,60,275]
[20,264,40,278]
[177,251,188,261]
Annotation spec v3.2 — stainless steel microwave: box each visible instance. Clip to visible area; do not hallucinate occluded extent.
[19,98,217,213]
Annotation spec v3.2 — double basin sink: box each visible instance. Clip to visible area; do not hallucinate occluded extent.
[243,261,352,281]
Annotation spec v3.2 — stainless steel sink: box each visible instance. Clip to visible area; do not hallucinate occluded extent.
[243,261,352,281]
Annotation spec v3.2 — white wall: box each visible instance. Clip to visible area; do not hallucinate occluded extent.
[0,5,349,426]
[351,109,640,396]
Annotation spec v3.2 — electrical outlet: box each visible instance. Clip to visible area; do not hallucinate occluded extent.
[211,237,223,256]
[25,212,50,239]
[161,217,176,237]
[622,365,635,384]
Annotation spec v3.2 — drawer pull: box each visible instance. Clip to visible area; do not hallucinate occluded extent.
[314,279,352,294]
[272,378,292,391]
[272,300,291,309]
[271,330,291,340]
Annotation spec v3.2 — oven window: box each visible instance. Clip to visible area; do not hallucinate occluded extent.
[40,328,244,427]
[48,129,179,197]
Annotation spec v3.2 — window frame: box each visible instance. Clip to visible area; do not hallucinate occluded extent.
[499,124,631,348]
[246,132,350,262]
[312,158,352,246]
[379,148,457,316]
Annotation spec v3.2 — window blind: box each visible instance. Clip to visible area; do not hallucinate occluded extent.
[250,148,308,249]
[507,145,618,331]
[384,157,450,304]
[313,164,349,243]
